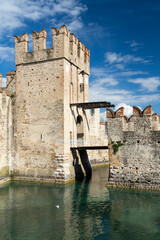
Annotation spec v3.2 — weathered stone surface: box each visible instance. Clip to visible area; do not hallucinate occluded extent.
[0,92,12,179]
[107,106,160,186]
[0,26,109,184]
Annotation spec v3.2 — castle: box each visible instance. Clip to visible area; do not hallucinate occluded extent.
[0,25,109,184]
[107,106,160,187]
[1,25,159,187]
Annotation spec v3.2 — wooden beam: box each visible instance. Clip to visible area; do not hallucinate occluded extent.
[71,146,108,150]
[70,101,115,109]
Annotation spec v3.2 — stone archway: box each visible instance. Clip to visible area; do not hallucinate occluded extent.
[77,115,84,146]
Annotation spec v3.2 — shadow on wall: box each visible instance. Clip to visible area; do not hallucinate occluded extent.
[71,149,92,181]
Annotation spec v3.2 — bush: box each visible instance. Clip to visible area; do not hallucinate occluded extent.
[112,141,124,154]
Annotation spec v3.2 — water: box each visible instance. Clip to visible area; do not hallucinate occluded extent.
[0,166,160,240]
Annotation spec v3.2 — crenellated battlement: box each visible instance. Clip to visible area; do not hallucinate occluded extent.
[52,25,71,36]
[14,33,29,64]
[107,105,157,120]
[107,105,160,186]
[14,33,29,43]
[14,25,90,75]
[107,105,160,132]
[32,29,47,51]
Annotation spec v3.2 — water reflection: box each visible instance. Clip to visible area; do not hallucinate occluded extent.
[64,178,110,240]
[0,167,160,240]
[109,189,160,240]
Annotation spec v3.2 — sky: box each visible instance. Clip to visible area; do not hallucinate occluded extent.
[0,0,160,119]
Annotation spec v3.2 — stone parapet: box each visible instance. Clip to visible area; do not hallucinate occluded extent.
[14,25,90,75]
[107,105,160,186]
[32,29,47,51]
[107,105,160,132]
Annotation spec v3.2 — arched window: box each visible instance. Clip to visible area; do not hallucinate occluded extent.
[77,115,84,142]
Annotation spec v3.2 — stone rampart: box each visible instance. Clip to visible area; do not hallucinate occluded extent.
[106,105,160,186]
[0,85,13,180]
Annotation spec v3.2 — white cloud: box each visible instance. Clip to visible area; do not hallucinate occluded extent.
[125,40,144,51]
[115,103,133,117]
[89,84,131,103]
[2,78,6,88]
[89,79,160,106]
[90,66,159,109]
[119,71,148,77]
[91,67,148,77]
[61,18,84,32]
[0,0,87,37]
[91,67,148,79]
[128,77,160,92]
[106,52,118,64]
[91,77,118,88]
[78,22,110,44]
[105,52,150,67]
[130,41,139,48]
[114,64,125,70]
[91,67,107,77]
[0,46,15,62]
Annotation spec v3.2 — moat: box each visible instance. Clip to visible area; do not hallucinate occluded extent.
[1,166,160,240]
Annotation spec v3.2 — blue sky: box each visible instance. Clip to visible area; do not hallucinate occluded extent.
[0,0,160,117]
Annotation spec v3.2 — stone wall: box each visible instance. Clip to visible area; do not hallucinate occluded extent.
[0,89,12,180]
[0,25,110,184]
[0,25,108,183]
[87,109,108,165]
[14,25,88,182]
[107,105,160,186]
[14,60,66,179]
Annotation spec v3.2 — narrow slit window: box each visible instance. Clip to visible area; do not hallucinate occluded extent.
[80,83,84,92]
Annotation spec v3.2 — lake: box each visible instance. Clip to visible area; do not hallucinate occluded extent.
[0,166,160,240]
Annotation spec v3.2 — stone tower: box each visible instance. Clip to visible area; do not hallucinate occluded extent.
[13,25,90,182]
